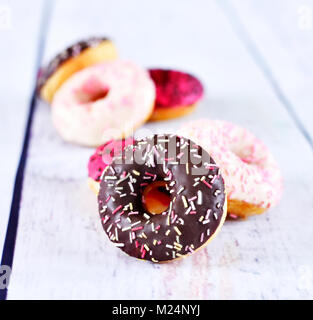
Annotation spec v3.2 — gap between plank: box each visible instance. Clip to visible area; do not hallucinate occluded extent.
[0,0,53,300]
[218,0,313,152]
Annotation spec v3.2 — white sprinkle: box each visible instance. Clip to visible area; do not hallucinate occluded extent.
[128,182,134,192]
[143,213,150,220]
[115,243,124,247]
[174,226,182,236]
[182,196,188,208]
[107,223,113,233]
[190,201,196,211]
[177,187,184,195]
[197,190,203,205]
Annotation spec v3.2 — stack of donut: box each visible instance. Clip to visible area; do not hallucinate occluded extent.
[38,36,283,263]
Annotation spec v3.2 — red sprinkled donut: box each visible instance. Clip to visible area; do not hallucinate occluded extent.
[148,69,204,121]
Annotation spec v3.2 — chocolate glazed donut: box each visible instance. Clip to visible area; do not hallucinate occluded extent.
[98,134,227,263]
[37,36,117,103]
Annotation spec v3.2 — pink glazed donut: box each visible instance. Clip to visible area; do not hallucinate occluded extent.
[179,119,283,218]
[87,138,134,194]
[51,60,155,146]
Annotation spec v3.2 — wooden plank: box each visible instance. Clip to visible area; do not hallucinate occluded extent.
[0,0,45,260]
[7,0,313,299]
[221,0,313,145]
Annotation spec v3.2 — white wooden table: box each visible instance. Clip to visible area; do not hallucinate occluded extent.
[1,0,313,300]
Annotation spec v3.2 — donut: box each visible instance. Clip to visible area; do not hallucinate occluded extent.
[88,138,134,194]
[37,37,117,103]
[51,60,155,147]
[179,119,283,218]
[97,134,227,262]
[148,69,204,121]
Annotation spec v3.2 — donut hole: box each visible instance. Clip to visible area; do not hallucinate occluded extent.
[142,181,171,215]
[77,87,109,103]
[231,146,257,165]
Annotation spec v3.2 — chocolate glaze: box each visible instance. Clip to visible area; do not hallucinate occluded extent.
[37,37,109,92]
[98,134,226,262]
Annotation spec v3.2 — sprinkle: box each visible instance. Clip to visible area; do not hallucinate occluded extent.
[141,249,146,259]
[197,190,203,205]
[144,244,150,251]
[165,230,171,236]
[102,215,109,224]
[207,229,210,236]
[202,179,212,189]
[122,226,131,232]
[100,205,107,213]
[185,207,192,215]
[112,205,122,215]
[116,173,130,185]
[104,176,117,180]
[151,258,158,263]
[143,213,150,220]
[114,243,124,247]
[202,219,210,224]
[166,244,173,249]
[132,170,140,176]
[131,221,141,227]
[128,182,134,192]
[155,225,161,230]
[105,195,111,203]
[186,163,189,174]
[128,211,139,216]
[206,209,211,220]
[107,223,113,233]
[189,211,197,215]
[153,239,157,246]
[213,212,218,220]
[199,216,204,222]
[182,196,188,208]
[190,201,196,211]
[135,240,139,248]
[177,186,185,195]
[174,226,182,236]
[132,226,143,232]
[177,152,184,159]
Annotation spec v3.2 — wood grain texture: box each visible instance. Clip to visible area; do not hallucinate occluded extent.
[6,0,313,299]
[0,0,44,256]
[222,0,313,144]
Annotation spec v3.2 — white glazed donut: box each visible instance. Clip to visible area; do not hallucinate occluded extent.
[179,119,283,218]
[51,60,155,147]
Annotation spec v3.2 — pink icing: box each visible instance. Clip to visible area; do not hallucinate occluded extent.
[88,138,134,181]
[52,61,155,146]
[149,69,204,109]
[179,119,283,209]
